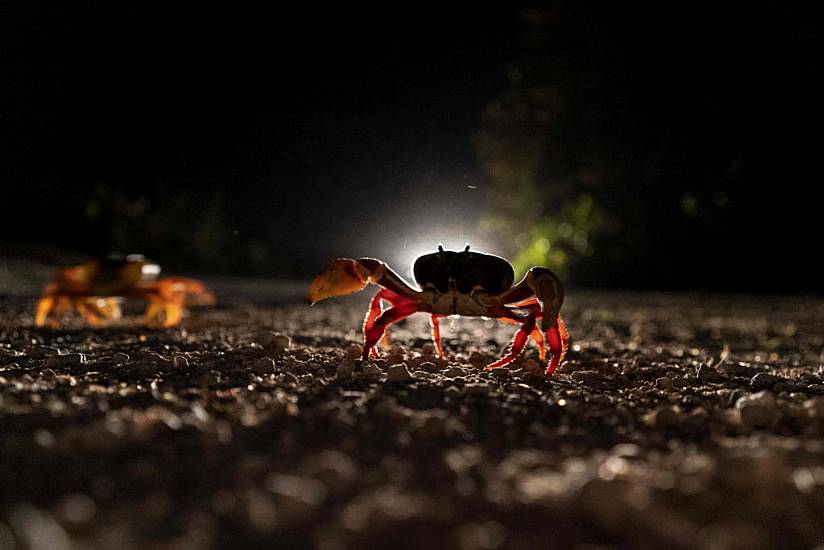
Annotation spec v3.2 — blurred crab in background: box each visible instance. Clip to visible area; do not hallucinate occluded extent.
[309,246,569,376]
[35,255,215,328]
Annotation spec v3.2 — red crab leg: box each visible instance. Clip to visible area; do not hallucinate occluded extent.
[362,303,419,361]
[545,314,570,376]
[484,313,536,371]
[430,314,446,358]
[363,289,413,357]
[508,299,569,371]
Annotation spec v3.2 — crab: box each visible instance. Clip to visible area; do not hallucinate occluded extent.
[308,246,570,376]
[35,255,215,328]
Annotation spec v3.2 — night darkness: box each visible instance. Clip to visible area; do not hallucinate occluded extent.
[1,3,821,292]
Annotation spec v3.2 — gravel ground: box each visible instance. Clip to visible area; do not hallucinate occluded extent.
[2,290,824,550]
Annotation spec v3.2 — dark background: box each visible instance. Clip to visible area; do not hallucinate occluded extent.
[1,3,821,292]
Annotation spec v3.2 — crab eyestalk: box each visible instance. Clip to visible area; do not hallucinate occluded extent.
[308,259,371,305]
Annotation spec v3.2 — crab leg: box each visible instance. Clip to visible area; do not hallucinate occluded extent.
[430,314,446,358]
[495,269,570,374]
[34,296,55,327]
[362,303,418,361]
[484,313,536,370]
[363,289,413,357]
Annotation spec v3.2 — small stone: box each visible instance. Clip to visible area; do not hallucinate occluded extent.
[736,390,777,428]
[281,372,299,384]
[250,357,276,374]
[696,364,721,382]
[444,367,464,378]
[645,405,682,429]
[418,361,438,371]
[421,343,435,356]
[260,332,290,353]
[362,364,382,379]
[386,363,412,381]
[491,368,510,379]
[112,352,130,364]
[571,370,606,385]
[656,377,674,390]
[751,373,780,390]
[445,386,461,397]
[45,353,87,368]
[173,355,189,368]
[345,344,362,360]
[336,361,353,379]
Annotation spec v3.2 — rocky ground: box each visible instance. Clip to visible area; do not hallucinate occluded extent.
[2,290,824,550]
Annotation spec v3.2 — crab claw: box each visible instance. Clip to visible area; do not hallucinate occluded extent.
[308,259,370,305]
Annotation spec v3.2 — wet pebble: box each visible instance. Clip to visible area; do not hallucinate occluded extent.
[45,353,86,368]
[260,331,291,353]
[751,372,779,390]
[736,391,778,428]
[250,357,276,374]
[645,405,682,429]
[173,355,189,368]
[386,363,412,382]
[444,367,464,378]
[112,352,130,364]
[362,364,382,379]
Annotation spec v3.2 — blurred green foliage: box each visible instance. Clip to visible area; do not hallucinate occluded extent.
[78,182,274,274]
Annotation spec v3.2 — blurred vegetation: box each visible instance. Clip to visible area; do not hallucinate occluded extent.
[48,181,279,275]
[474,5,764,289]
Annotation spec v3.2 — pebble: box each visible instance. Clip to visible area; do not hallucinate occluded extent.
[173,355,189,368]
[696,364,721,382]
[736,391,778,428]
[345,344,362,360]
[362,364,382,379]
[490,368,510,379]
[260,331,291,353]
[281,372,299,384]
[444,367,464,378]
[386,363,412,382]
[336,361,353,379]
[112,352,130,364]
[656,377,674,390]
[249,357,276,374]
[751,373,779,390]
[418,361,438,371]
[45,353,87,368]
[645,405,682,429]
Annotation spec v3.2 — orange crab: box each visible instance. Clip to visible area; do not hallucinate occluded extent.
[309,246,569,376]
[35,255,215,328]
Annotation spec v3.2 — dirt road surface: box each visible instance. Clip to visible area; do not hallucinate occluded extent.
[2,288,824,549]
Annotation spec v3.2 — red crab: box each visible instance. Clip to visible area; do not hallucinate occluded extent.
[308,246,569,376]
[35,255,215,328]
